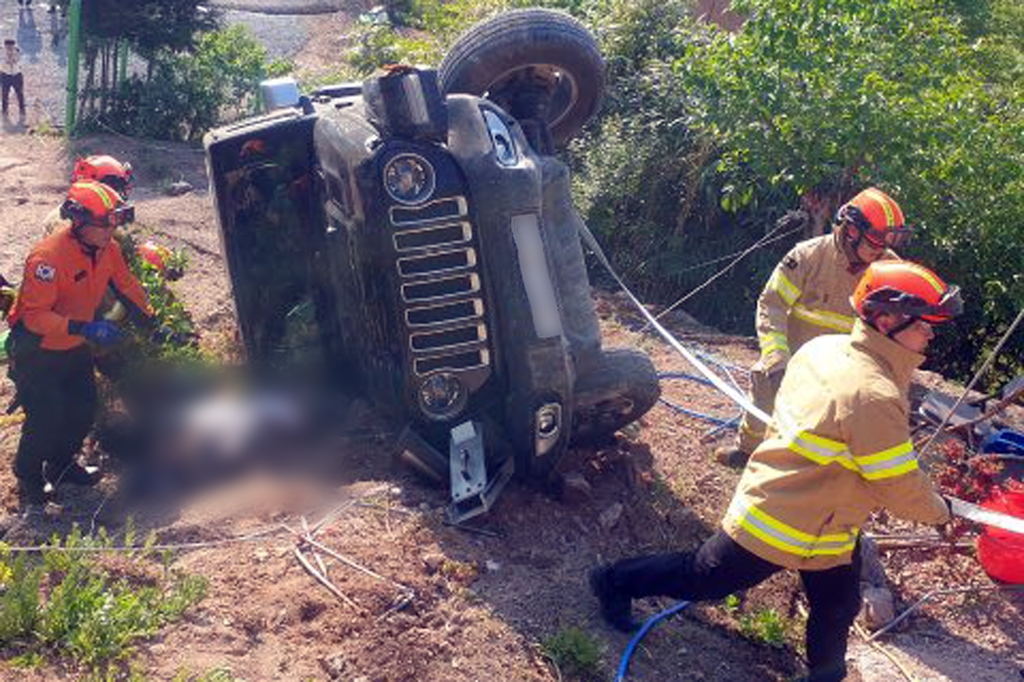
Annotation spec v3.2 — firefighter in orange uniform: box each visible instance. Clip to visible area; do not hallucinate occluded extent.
[5,180,153,507]
[716,187,910,467]
[592,261,961,682]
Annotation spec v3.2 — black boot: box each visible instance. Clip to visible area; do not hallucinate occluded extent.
[61,463,102,487]
[589,565,640,632]
[16,477,48,507]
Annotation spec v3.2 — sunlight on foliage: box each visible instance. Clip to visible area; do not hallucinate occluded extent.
[542,626,604,679]
[0,528,207,675]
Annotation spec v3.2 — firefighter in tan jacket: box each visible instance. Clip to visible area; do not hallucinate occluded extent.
[591,261,962,682]
[717,187,910,467]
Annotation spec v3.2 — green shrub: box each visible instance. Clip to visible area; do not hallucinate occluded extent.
[657,0,1022,382]
[0,527,207,675]
[88,26,291,141]
[737,608,788,648]
[542,626,603,680]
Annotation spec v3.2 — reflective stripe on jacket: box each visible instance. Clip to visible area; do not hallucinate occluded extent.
[723,320,950,570]
[755,232,896,372]
[7,225,152,351]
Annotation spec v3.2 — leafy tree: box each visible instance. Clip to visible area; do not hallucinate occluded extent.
[577,0,1023,382]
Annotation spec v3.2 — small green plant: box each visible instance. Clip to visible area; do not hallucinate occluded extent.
[0,527,207,675]
[737,607,788,648]
[172,666,239,682]
[542,626,603,680]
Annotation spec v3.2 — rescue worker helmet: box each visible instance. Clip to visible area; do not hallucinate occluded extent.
[71,155,134,198]
[852,261,963,325]
[60,181,136,229]
[836,187,911,249]
[137,241,170,273]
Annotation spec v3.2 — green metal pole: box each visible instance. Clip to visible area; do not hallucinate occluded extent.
[118,39,128,87]
[64,0,83,137]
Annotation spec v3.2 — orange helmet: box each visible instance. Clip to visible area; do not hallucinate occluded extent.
[137,241,171,272]
[852,261,963,324]
[60,181,136,228]
[836,187,911,248]
[71,155,134,198]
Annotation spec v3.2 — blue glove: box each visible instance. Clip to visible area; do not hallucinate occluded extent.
[78,320,124,346]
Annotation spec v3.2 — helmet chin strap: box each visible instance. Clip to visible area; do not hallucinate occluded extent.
[70,222,100,258]
[884,315,917,340]
[840,224,870,271]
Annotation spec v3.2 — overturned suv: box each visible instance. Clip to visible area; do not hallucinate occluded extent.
[204,9,660,521]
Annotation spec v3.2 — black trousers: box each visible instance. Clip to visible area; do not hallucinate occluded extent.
[10,345,98,488]
[1,73,26,115]
[607,529,862,682]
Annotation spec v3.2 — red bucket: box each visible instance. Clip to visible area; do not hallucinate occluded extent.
[976,488,1024,584]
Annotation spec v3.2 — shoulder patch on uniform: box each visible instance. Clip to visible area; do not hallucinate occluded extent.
[34,263,57,282]
[783,255,798,270]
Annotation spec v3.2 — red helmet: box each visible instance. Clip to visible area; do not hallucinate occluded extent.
[71,155,133,198]
[60,181,136,228]
[837,187,911,248]
[852,261,963,324]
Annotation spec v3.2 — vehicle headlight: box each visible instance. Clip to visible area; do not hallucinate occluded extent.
[418,372,466,420]
[384,154,435,205]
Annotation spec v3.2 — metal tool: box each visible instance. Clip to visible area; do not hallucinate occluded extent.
[948,496,1024,535]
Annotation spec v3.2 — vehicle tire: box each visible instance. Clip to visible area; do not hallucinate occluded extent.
[572,348,661,444]
[439,9,605,146]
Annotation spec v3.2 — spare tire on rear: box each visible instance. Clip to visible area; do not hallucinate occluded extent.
[439,9,605,146]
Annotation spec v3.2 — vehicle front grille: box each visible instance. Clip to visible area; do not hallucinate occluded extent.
[390,195,491,381]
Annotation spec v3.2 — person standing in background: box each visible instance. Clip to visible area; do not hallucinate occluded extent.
[2,39,27,121]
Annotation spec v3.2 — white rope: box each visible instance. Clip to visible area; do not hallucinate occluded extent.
[917,306,1024,460]
[577,221,772,425]
[3,523,290,554]
[652,219,806,324]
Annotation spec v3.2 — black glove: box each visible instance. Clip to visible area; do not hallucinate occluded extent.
[151,324,198,347]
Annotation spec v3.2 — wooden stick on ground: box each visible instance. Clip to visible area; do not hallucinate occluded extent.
[292,546,361,611]
[301,516,329,579]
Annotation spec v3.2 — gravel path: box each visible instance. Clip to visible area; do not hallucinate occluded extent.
[0,5,69,130]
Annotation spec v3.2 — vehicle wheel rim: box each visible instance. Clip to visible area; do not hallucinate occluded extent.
[483,64,579,130]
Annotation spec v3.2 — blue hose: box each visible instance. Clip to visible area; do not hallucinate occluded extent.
[657,371,716,387]
[615,601,692,682]
[658,398,737,427]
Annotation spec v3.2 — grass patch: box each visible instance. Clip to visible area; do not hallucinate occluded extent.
[0,524,207,676]
[723,594,789,648]
[542,626,603,680]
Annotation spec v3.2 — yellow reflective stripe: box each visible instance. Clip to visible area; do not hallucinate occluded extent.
[779,407,922,480]
[84,183,114,209]
[799,429,846,452]
[863,188,896,226]
[791,304,855,332]
[758,331,790,358]
[776,407,859,472]
[862,458,918,480]
[856,440,920,480]
[788,439,859,472]
[771,270,801,307]
[730,499,858,557]
[914,267,945,295]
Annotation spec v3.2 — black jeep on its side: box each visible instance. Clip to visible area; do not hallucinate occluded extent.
[204,9,660,521]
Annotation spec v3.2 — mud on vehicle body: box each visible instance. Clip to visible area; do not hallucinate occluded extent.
[204,9,659,521]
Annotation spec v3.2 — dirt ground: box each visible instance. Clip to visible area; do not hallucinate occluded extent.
[1,14,1023,682]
